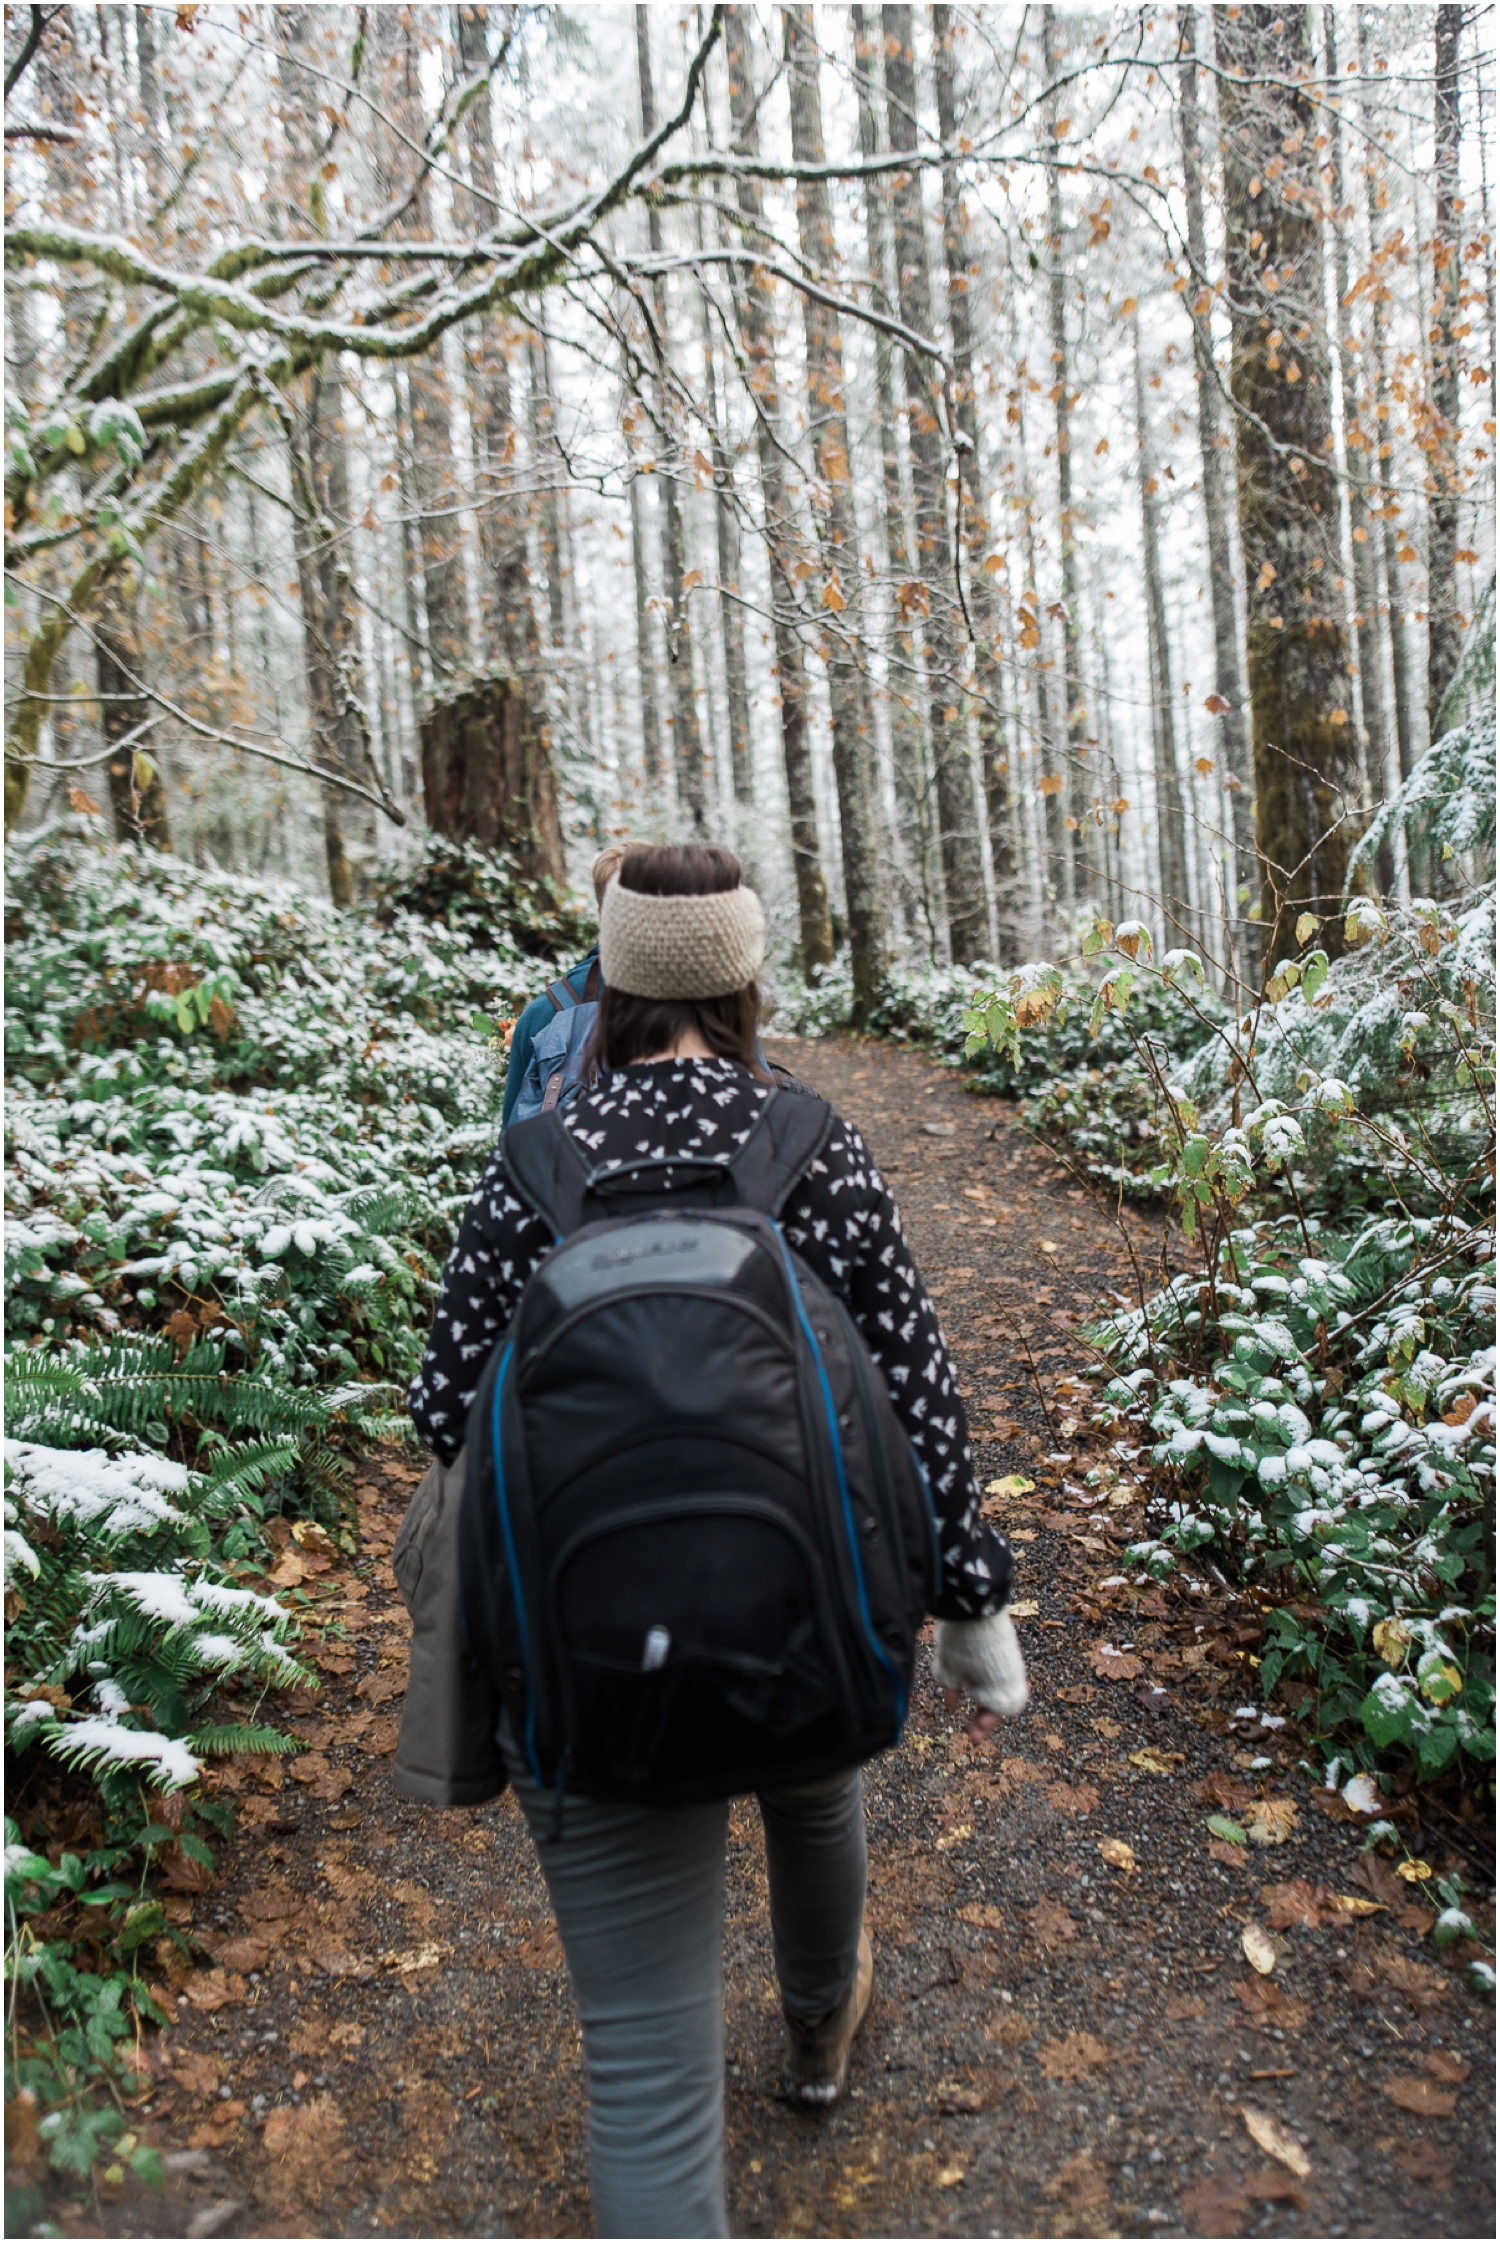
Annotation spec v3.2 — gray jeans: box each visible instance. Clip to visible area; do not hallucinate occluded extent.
[501,1732,867,2239]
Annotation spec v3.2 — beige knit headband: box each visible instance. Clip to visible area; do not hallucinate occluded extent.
[598,876,766,1000]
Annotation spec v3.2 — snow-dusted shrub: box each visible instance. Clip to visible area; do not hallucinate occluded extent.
[5,1437,309,1792]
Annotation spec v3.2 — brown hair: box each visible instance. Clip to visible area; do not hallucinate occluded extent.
[591,843,766,1073]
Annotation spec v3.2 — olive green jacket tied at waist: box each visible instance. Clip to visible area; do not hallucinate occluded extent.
[391,1448,507,1806]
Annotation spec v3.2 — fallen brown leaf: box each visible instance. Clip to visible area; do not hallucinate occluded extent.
[1349,1853,1408,1908]
[1424,2048,1470,2085]
[1232,1977,1310,2030]
[932,2067,1012,2114]
[518,1925,564,1971]
[1395,2140,1450,2188]
[1382,2072,1458,2118]
[353,1665,407,1705]
[1097,1837,1135,1874]
[1026,1902,1078,1946]
[1000,1756,1050,1785]
[1090,1643,1143,1681]
[1178,2177,1250,2237]
[957,1902,1005,1930]
[1037,2030,1110,2083]
[240,1884,301,1922]
[1259,1878,1327,1931]
[1376,1947,1450,2007]
[1164,1992,1207,2022]
[262,2094,348,2188]
[1199,1771,1254,1812]
[1241,2106,1311,2179]
[215,1937,270,1973]
[1244,1797,1298,1846]
[180,1968,245,2013]
[1243,2163,1306,2206]
[1045,1781,1099,1815]
[1209,1838,1250,1868]
[170,2052,223,2099]
[1042,2150,1111,2238]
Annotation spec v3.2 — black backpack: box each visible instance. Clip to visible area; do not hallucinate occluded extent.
[458,1089,939,1810]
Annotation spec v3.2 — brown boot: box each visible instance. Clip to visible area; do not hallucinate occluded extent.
[782,1929,874,2106]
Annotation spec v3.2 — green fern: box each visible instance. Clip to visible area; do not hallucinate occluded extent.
[186,1722,304,1758]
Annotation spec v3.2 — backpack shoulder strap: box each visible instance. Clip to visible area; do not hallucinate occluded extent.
[580,956,603,1002]
[501,1110,593,1239]
[543,976,577,1014]
[726,1087,834,1217]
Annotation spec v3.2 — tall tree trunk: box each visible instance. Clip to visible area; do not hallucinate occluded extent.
[1322,4,1392,894]
[783,7,885,1018]
[373,8,468,681]
[628,470,666,809]
[1133,322,1191,927]
[1177,4,1255,933]
[134,1,164,206]
[1040,6,1086,902]
[850,2,934,941]
[635,6,708,833]
[1017,382,1064,918]
[932,4,1011,942]
[882,2,988,963]
[529,329,568,656]
[276,7,360,904]
[692,207,754,814]
[1357,11,1419,803]
[1427,2,1465,732]
[724,5,834,975]
[1214,4,1358,960]
[97,573,171,850]
[457,3,538,683]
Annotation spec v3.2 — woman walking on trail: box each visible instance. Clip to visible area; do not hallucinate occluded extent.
[407,842,1025,2239]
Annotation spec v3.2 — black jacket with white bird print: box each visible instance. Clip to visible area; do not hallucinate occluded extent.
[407,1055,1011,1619]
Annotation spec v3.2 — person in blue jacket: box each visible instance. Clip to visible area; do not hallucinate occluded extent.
[499,841,632,1128]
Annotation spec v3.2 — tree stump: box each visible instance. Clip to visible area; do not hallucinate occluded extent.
[419,675,564,888]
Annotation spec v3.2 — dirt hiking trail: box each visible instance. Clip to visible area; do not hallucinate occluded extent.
[79,1035,1494,2241]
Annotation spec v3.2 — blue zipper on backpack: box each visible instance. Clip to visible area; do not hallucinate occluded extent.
[766,1223,905,1724]
[490,1343,543,1784]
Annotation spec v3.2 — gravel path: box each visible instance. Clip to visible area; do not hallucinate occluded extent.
[88,1034,1493,2241]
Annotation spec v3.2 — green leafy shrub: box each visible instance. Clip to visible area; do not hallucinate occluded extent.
[4,820,558,1386]
[961,885,1495,1789]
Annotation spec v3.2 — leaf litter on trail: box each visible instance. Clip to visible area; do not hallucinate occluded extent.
[1259,1878,1386,1931]
[1027,1902,1079,1946]
[1233,1977,1310,2029]
[1097,1837,1135,1873]
[1042,2151,1111,2239]
[1243,1797,1298,1846]
[1036,2030,1110,2083]
[1382,2073,1459,2117]
[1241,1922,1278,1975]
[1090,1642,1143,1681]
[1242,2107,1312,2178]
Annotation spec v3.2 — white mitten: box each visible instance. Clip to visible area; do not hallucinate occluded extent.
[932,1611,1030,1718]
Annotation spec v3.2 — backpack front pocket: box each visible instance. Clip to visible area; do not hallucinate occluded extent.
[549,1496,851,1797]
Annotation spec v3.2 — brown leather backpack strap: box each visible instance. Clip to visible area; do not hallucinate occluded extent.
[539,1069,567,1114]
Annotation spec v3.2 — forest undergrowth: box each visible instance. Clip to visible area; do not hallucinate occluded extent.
[3,828,581,2200]
[4,686,1495,2212]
